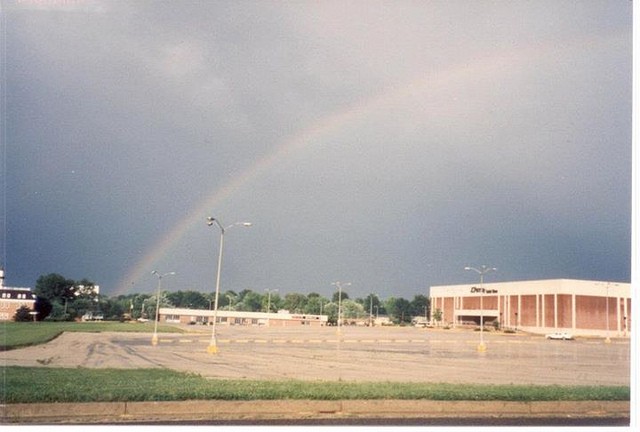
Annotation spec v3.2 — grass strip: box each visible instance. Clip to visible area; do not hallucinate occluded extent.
[0,322,184,351]
[1,367,630,403]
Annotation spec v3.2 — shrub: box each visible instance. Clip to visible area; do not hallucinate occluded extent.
[13,306,33,322]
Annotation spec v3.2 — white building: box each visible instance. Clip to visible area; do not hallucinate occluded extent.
[160,307,328,327]
[430,279,631,337]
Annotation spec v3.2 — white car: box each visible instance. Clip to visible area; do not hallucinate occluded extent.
[545,332,573,340]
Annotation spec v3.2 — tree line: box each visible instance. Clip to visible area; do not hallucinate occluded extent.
[21,273,431,325]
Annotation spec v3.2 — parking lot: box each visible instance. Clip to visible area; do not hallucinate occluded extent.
[1,326,630,386]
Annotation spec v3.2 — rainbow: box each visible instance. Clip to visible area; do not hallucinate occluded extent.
[114,33,615,295]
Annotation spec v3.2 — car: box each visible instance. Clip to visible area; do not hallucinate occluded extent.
[545,332,574,340]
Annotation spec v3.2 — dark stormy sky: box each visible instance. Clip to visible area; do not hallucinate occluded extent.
[0,0,633,300]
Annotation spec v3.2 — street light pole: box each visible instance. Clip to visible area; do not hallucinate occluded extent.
[465,265,497,352]
[206,217,252,354]
[151,270,175,346]
[264,288,278,326]
[332,281,351,335]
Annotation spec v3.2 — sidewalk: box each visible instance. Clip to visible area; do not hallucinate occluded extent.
[1,400,630,424]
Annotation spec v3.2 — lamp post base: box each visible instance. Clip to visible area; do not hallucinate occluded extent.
[207,344,218,354]
[605,337,611,344]
[151,335,158,346]
[477,342,486,352]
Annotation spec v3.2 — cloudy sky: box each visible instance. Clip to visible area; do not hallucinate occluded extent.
[1,0,632,300]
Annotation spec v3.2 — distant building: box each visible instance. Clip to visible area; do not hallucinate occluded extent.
[430,279,631,337]
[159,307,328,327]
[0,268,36,321]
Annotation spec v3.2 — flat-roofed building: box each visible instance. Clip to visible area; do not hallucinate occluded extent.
[159,307,328,327]
[430,279,631,337]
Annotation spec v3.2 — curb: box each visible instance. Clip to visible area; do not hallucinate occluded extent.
[1,400,630,424]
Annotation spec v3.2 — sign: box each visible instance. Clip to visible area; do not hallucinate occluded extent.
[470,286,498,294]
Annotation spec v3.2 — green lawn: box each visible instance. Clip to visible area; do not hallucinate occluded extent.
[0,321,185,351]
[0,366,630,403]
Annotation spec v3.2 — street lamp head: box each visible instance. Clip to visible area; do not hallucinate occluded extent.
[206,216,215,226]
[242,222,252,227]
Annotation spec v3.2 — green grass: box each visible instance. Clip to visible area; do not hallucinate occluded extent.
[0,321,185,351]
[0,367,630,403]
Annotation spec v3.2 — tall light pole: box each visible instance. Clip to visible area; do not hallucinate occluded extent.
[369,294,374,327]
[264,288,278,326]
[465,265,496,352]
[151,270,175,346]
[206,217,252,354]
[332,281,351,335]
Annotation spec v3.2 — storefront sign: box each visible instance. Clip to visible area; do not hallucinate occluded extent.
[470,287,498,294]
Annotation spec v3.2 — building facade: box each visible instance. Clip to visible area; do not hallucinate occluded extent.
[430,279,631,337]
[0,268,36,321]
[159,307,328,327]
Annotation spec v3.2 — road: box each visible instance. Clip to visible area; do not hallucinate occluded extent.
[129,416,631,426]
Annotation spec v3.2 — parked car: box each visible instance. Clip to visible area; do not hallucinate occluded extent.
[545,332,574,340]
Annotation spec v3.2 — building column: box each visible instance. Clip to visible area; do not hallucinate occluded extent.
[554,294,558,329]
[571,293,576,331]
[623,298,629,336]
[616,297,621,336]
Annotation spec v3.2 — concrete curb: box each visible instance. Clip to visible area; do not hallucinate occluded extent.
[1,400,630,424]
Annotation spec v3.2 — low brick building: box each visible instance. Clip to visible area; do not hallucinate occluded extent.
[430,279,631,337]
[159,307,328,327]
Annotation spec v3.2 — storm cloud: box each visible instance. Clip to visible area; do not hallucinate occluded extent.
[1,0,632,299]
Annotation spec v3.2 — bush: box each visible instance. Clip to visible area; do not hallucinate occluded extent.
[13,306,33,322]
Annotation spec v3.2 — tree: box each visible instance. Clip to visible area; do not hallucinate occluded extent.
[236,290,263,312]
[146,292,174,319]
[362,294,381,317]
[432,308,443,323]
[35,273,75,305]
[34,296,52,321]
[323,302,338,325]
[167,291,209,309]
[332,291,349,303]
[14,305,33,322]
[303,295,328,315]
[283,293,307,313]
[221,290,237,310]
[385,297,412,324]
[410,295,430,320]
[341,299,364,320]
[262,293,282,312]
